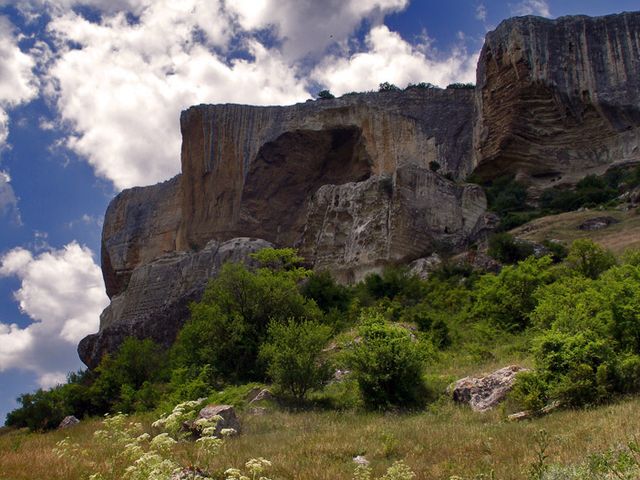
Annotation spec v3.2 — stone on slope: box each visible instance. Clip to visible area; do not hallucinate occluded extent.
[58,416,80,429]
[195,405,241,437]
[450,365,529,412]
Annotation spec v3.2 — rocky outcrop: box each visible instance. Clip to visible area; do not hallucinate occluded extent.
[82,11,640,367]
[79,237,271,368]
[474,12,640,191]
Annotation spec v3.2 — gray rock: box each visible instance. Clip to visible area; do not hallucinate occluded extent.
[578,216,620,231]
[409,254,442,280]
[450,365,529,412]
[195,404,241,437]
[353,455,370,466]
[170,467,210,479]
[58,416,80,429]
[78,237,272,368]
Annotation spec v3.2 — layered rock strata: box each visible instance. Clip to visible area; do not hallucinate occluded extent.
[474,12,640,190]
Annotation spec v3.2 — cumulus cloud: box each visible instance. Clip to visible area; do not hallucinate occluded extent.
[228,0,409,60]
[312,25,478,95]
[0,242,108,387]
[44,1,310,189]
[510,0,551,17]
[476,3,487,21]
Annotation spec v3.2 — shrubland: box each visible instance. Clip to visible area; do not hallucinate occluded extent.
[4,238,640,478]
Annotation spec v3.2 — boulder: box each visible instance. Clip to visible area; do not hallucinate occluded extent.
[195,404,241,437]
[248,389,275,404]
[450,365,529,412]
[578,216,620,231]
[58,415,80,429]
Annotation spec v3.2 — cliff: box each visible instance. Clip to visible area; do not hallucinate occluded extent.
[474,12,640,190]
[79,11,640,368]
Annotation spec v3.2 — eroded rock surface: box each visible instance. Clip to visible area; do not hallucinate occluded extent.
[79,237,271,368]
[82,11,640,368]
[474,12,640,191]
[450,365,529,412]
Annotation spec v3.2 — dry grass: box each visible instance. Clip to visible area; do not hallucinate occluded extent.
[510,208,640,255]
[3,397,640,480]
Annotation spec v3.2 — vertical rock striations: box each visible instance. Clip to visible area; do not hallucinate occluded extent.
[81,11,640,368]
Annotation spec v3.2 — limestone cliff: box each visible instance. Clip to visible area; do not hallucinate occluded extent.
[474,12,640,190]
[79,11,640,368]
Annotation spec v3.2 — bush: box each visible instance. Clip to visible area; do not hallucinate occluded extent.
[346,312,428,409]
[485,175,528,216]
[446,83,475,89]
[260,319,333,400]
[172,250,320,382]
[565,239,616,279]
[302,270,352,314]
[378,82,401,92]
[405,82,438,90]
[470,255,554,330]
[90,337,167,413]
[317,89,335,100]
[488,233,535,264]
[359,266,423,305]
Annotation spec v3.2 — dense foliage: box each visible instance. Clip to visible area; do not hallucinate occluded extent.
[7,239,640,431]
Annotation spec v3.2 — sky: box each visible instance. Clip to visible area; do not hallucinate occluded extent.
[0,0,638,424]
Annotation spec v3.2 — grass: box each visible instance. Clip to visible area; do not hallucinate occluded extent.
[510,208,640,255]
[3,397,640,479]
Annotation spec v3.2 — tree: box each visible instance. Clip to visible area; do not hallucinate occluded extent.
[347,312,428,409]
[260,320,332,400]
[317,89,335,100]
[378,82,400,92]
[172,249,321,382]
[565,239,616,279]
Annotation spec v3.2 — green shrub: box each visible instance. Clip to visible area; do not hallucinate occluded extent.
[260,319,333,400]
[378,82,401,92]
[405,82,438,90]
[172,251,320,382]
[302,270,352,314]
[485,175,528,216]
[470,255,554,331]
[317,89,335,100]
[565,239,616,279]
[446,82,475,89]
[488,233,535,264]
[90,337,167,413]
[359,266,423,305]
[509,371,549,412]
[346,312,428,409]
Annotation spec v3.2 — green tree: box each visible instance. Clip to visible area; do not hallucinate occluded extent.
[470,255,554,330]
[347,312,428,409]
[317,89,335,100]
[260,319,332,400]
[565,239,616,279]
[172,249,321,382]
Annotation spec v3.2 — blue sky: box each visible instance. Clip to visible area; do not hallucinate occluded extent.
[0,0,638,424]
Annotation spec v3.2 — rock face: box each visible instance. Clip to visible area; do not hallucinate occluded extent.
[79,237,272,368]
[81,11,640,367]
[450,365,529,412]
[474,12,640,191]
[58,415,80,429]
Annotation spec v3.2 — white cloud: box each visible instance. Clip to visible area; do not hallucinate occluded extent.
[312,25,478,95]
[228,0,409,60]
[476,3,487,21]
[44,2,310,189]
[510,0,551,17]
[0,170,21,224]
[0,242,108,387]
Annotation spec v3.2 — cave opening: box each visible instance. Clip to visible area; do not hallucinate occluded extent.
[239,126,372,245]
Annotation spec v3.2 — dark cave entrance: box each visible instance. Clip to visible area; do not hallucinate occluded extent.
[239,126,371,245]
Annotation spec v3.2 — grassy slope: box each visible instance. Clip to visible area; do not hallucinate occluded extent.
[2,397,640,480]
[510,208,640,255]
